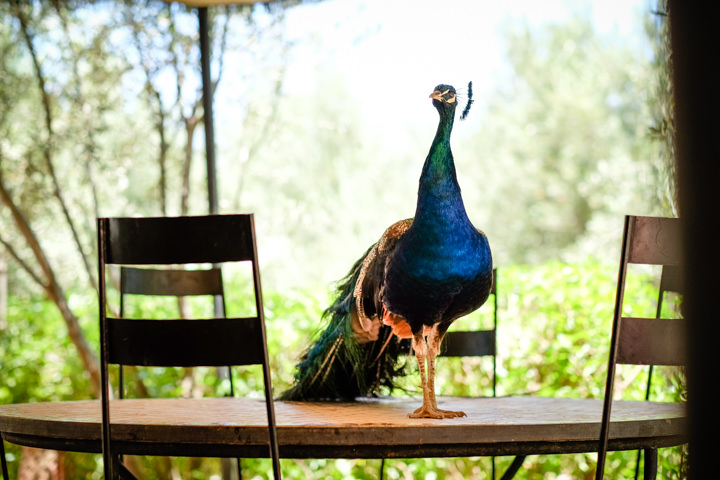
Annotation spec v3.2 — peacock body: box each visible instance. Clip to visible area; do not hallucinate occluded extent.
[281,83,493,418]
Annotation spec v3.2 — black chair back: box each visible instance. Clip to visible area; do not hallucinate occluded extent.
[596,216,685,479]
[98,214,281,480]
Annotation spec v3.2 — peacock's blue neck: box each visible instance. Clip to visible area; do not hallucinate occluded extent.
[421,108,455,182]
[414,110,470,231]
[394,102,492,283]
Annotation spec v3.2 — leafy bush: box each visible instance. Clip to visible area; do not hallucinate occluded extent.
[0,260,685,479]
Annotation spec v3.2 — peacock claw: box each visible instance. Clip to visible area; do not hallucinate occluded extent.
[409,406,467,419]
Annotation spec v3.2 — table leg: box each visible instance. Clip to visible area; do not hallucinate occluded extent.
[643,448,658,480]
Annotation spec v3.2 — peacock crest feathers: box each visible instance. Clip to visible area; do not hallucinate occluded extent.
[460,81,474,121]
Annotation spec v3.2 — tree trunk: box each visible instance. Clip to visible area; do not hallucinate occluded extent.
[18,447,64,480]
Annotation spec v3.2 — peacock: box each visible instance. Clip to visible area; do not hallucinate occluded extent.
[281,83,493,419]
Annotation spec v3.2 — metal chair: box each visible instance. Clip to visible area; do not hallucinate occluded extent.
[118,266,242,479]
[632,264,683,480]
[98,214,281,480]
[595,215,686,480]
[439,269,524,480]
[1,436,8,480]
[440,267,499,380]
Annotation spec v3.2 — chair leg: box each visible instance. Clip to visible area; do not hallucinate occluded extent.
[643,448,658,480]
[221,457,241,480]
[499,455,526,480]
[118,461,139,480]
[1,437,9,480]
[379,458,386,480]
[634,449,642,480]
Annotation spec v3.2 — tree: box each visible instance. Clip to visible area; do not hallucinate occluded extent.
[461,13,665,265]
[646,0,676,213]
[0,1,120,394]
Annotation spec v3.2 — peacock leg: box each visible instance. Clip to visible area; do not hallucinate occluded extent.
[428,326,466,418]
[409,326,467,419]
[409,331,432,418]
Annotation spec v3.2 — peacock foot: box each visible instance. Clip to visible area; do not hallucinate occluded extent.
[409,405,467,419]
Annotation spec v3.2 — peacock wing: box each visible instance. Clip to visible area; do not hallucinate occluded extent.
[352,218,413,341]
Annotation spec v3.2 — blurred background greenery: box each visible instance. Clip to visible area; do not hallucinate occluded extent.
[0,0,682,478]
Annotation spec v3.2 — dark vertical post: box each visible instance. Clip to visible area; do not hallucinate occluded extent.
[199,7,218,215]
[199,8,232,479]
[669,0,720,477]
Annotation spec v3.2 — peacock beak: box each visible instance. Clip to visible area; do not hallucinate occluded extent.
[429,90,444,101]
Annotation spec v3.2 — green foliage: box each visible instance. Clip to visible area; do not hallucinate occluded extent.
[0,293,99,477]
[645,1,677,213]
[1,260,685,478]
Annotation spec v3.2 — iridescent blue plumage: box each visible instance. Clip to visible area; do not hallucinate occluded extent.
[282,84,492,418]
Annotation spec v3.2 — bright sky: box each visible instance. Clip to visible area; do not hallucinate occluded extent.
[275,0,651,141]
[214,0,652,155]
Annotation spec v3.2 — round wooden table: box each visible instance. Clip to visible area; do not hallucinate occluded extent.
[0,396,686,459]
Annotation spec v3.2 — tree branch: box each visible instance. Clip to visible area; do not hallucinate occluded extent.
[0,159,101,397]
[12,3,101,396]
[53,2,100,291]
[16,4,96,289]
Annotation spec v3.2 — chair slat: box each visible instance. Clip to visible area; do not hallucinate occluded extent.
[105,215,255,265]
[441,330,496,357]
[659,265,684,294]
[121,267,224,297]
[627,216,683,266]
[106,317,265,367]
[597,216,685,480]
[616,317,687,366]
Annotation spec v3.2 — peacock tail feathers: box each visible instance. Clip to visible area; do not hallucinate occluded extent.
[280,246,410,401]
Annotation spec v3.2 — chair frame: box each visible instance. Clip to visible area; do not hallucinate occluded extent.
[440,268,498,394]
[118,266,230,398]
[633,265,683,479]
[438,269,525,480]
[98,214,281,480]
[596,215,685,480]
[118,265,242,479]
[1,436,8,480]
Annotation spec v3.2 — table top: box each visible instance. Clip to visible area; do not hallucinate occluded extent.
[0,396,687,458]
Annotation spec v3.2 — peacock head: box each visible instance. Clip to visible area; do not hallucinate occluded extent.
[429,83,474,120]
[429,85,457,108]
